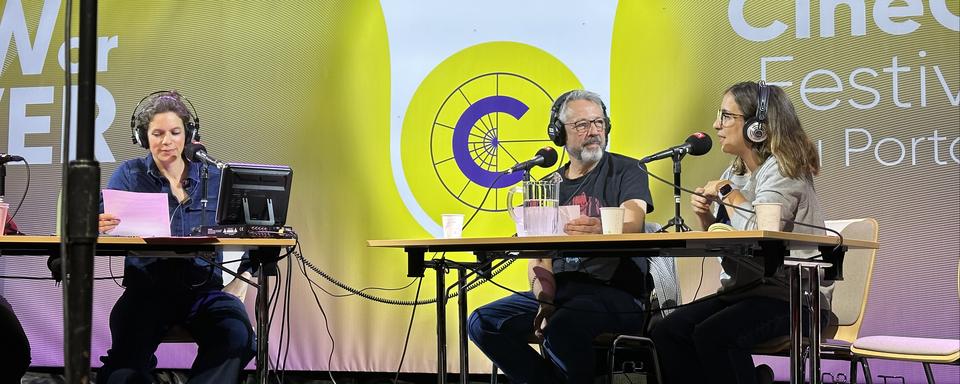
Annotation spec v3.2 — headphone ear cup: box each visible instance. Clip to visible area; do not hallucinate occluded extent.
[133,125,149,149]
[548,119,565,146]
[185,120,200,143]
[743,118,768,143]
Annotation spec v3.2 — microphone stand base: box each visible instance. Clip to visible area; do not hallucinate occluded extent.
[658,218,692,233]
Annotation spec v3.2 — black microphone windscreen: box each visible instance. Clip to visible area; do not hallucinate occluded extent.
[537,147,558,168]
[184,142,206,163]
[685,132,713,156]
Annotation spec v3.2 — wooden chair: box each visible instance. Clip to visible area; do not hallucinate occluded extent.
[848,260,960,384]
[750,218,879,383]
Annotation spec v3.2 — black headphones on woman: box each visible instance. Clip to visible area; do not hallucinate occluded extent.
[129,91,201,149]
[742,81,769,143]
[546,90,611,146]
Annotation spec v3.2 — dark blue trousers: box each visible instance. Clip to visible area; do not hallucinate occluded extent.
[0,294,30,383]
[468,280,646,384]
[97,287,256,384]
[650,294,829,384]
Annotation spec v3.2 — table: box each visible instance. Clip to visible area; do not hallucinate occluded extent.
[369,231,878,384]
[0,235,296,384]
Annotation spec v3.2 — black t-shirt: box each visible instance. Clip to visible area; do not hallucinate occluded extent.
[551,152,654,297]
[557,152,654,216]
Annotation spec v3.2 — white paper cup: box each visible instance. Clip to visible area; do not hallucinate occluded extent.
[441,214,464,238]
[754,203,783,231]
[600,207,625,234]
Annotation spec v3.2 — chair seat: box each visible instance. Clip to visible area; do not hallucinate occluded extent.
[851,336,960,363]
[752,336,853,355]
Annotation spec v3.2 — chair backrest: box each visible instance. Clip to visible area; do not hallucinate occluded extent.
[641,222,682,318]
[822,218,879,342]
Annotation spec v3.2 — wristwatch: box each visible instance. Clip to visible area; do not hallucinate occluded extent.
[718,183,735,200]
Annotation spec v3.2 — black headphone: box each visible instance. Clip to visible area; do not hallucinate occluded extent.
[129,91,200,149]
[742,81,769,143]
[546,90,611,147]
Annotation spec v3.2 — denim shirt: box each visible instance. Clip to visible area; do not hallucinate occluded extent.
[101,154,225,290]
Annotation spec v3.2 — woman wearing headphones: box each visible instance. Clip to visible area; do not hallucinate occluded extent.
[651,81,828,384]
[96,91,255,384]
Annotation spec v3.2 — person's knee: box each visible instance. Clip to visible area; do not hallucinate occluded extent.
[220,321,257,357]
[467,311,487,343]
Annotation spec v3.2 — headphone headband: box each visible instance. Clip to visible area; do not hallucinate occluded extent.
[743,81,770,143]
[130,91,201,149]
[756,81,769,123]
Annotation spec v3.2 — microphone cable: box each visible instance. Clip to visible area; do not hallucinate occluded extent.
[634,161,844,254]
[3,158,30,229]
[635,161,841,303]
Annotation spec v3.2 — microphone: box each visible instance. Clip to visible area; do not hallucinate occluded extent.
[0,154,25,164]
[505,147,558,174]
[185,142,226,169]
[639,132,713,163]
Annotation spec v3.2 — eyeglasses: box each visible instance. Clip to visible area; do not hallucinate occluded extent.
[564,118,607,134]
[717,109,745,127]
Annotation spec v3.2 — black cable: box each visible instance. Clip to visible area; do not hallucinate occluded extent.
[320,277,418,298]
[297,240,337,384]
[392,277,424,384]
[107,255,123,288]
[281,253,294,381]
[635,162,844,255]
[295,250,515,306]
[462,170,507,229]
[691,256,706,302]
[5,159,30,226]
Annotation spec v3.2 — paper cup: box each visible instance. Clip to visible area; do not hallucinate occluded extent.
[754,203,782,231]
[441,214,464,238]
[600,207,625,235]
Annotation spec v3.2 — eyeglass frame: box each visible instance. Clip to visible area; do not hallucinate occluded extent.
[716,109,746,127]
[563,117,608,134]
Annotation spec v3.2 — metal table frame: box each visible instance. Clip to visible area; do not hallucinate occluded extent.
[0,236,295,384]
[370,231,877,384]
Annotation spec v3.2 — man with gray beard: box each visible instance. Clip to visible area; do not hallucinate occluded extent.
[468,90,655,383]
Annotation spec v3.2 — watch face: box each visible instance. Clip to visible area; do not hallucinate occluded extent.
[719,184,733,197]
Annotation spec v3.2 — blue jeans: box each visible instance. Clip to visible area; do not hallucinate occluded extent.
[97,287,256,384]
[468,280,646,384]
[650,294,829,384]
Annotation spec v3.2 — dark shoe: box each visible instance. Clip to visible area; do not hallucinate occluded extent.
[755,364,775,384]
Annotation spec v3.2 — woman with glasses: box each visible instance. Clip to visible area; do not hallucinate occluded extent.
[651,81,828,383]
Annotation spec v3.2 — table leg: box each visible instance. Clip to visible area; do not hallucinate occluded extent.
[457,266,470,384]
[789,265,803,384]
[435,260,448,384]
[252,247,280,384]
[809,266,823,384]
